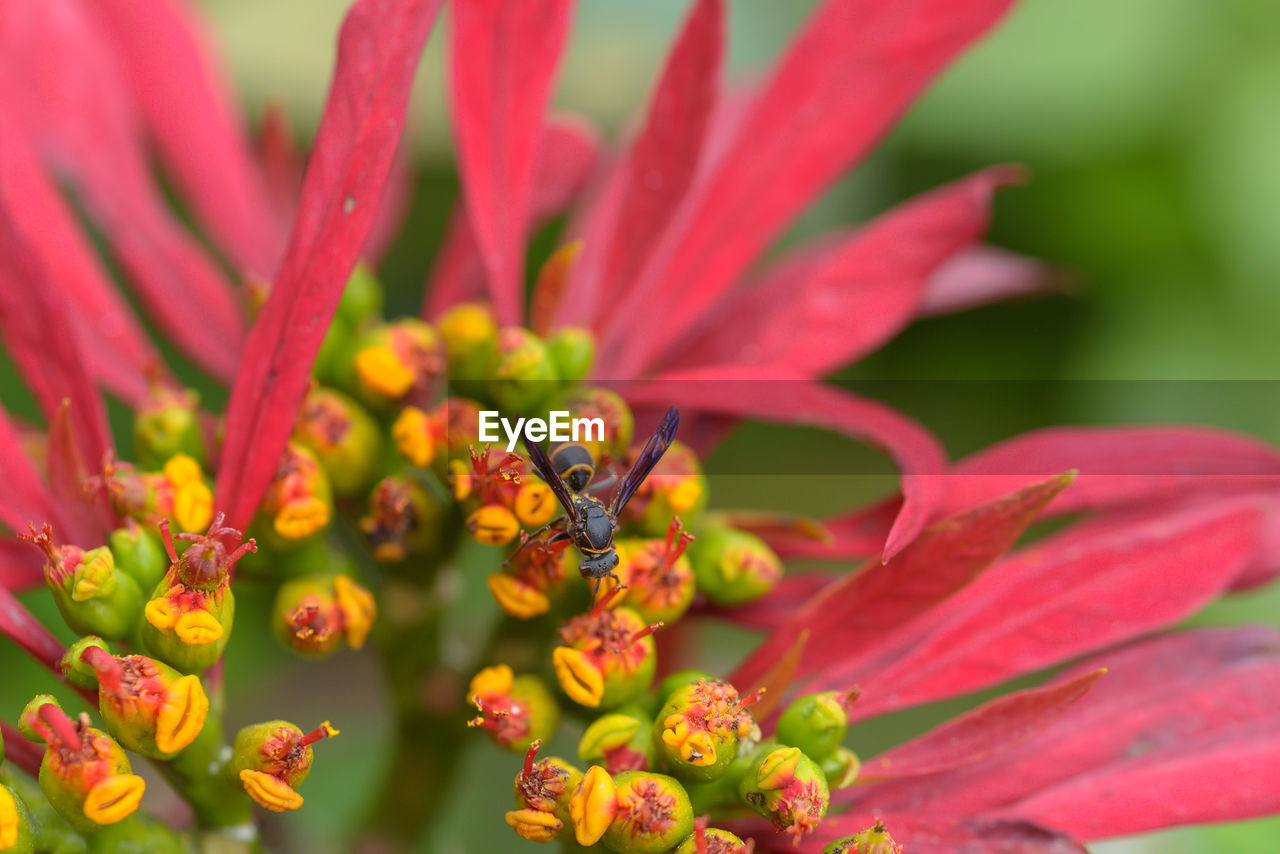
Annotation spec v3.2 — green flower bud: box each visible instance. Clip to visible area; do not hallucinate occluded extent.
[687,525,782,607]
[337,263,384,329]
[293,387,383,496]
[577,705,653,774]
[611,519,696,624]
[507,741,582,843]
[822,822,902,854]
[653,680,758,783]
[553,606,660,710]
[673,825,751,854]
[467,666,560,753]
[562,387,633,461]
[108,523,168,593]
[29,704,145,834]
[59,637,110,689]
[777,692,850,759]
[819,746,860,790]
[352,319,444,411]
[600,771,693,854]
[438,302,498,393]
[17,697,61,744]
[133,386,206,471]
[314,315,358,390]
[82,647,209,760]
[546,327,595,386]
[488,327,558,413]
[0,782,36,854]
[231,720,338,813]
[141,515,254,673]
[737,745,829,841]
[23,527,142,640]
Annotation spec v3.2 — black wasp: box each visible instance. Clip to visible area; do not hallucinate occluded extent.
[518,406,680,596]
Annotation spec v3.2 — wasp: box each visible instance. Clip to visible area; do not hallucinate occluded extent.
[518,406,680,596]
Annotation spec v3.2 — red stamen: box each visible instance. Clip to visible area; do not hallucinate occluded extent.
[522,739,543,777]
[80,646,126,693]
[733,688,767,714]
[594,585,626,614]
[225,539,259,567]
[694,815,710,853]
[298,721,337,747]
[20,523,58,563]
[628,621,664,646]
[159,518,179,563]
[38,703,82,749]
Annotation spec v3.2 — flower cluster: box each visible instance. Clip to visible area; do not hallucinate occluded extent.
[1,0,1280,853]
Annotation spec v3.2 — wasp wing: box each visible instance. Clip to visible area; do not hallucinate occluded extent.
[610,406,680,517]
[523,430,580,522]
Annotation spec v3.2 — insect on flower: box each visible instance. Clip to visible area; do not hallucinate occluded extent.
[519,407,680,596]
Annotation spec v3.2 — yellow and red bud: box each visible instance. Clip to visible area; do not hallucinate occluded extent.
[390,406,438,468]
[273,573,377,656]
[653,679,758,783]
[673,822,752,854]
[578,706,653,774]
[23,526,142,641]
[231,720,338,812]
[601,771,694,854]
[738,745,830,841]
[508,740,582,843]
[619,441,707,535]
[467,666,559,752]
[80,646,209,759]
[353,319,444,410]
[27,704,144,833]
[687,524,783,607]
[554,605,660,709]
[822,822,902,854]
[612,518,697,624]
[293,387,383,496]
[258,442,333,547]
[361,476,441,562]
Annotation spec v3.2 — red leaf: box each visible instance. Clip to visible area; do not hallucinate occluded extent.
[730,474,1073,694]
[822,501,1265,719]
[216,0,441,531]
[0,722,43,778]
[557,0,723,329]
[87,0,284,277]
[423,117,599,319]
[0,542,42,591]
[920,246,1071,317]
[661,167,1023,374]
[800,816,1086,854]
[0,0,244,378]
[0,113,158,403]
[448,0,574,325]
[622,365,948,562]
[848,628,1280,819]
[860,669,1104,782]
[0,407,60,535]
[598,0,1019,377]
[0,585,67,672]
[0,208,112,488]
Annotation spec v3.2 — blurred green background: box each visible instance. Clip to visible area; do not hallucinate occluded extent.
[5,0,1280,851]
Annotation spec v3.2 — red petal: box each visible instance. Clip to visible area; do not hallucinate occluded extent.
[804,816,1086,854]
[920,246,1071,317]
[730,474,1072,694]
[0,585,68,672]
[448,0,574,325]
[0,407,60,535]
[0,541,42,591]
[87,0,284,276]
[850,627,1280,819]
[598,0,1018,377]
[423,116,599,318]
[0,210,112,484]
[0,0,244,378]
[0,112,158,403]
[216,0,442,531]
[557,0,724,329]
[860,669,1104,782]
[0,722,43,777]
[822,501,1264,719]
[621,365,947,561]
[661,167,1023,374]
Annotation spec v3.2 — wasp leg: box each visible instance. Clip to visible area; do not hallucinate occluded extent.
[500,520,567,570]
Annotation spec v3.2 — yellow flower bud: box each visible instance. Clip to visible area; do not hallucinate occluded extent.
[514,482,556,527]
[504,807,562,842]
[466,505,520,546]
[154,674,209,755]
[174,610,223,646]
[82,774,146,826]
[239,769,304,812]
[552,647,605,708]
[568,765,616,847]
[391,406,436,467]
[334,574,376,650]
[354,345,415,399]
[468,664,515,702]
[487,573,551,619]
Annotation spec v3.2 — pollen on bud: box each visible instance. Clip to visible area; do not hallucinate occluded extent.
[509,741,582,843]
[259,442,333,546]
[822,822,902,854]
[653,679,759,783]
[467,666,559,752]
[554,606,660,709]
[390,405,438,468]
[361,475,441,562]
[231,720,337,813]
[687,525,782,607]
[602,771,694,854]
[568,765,616,847]
[578,706,653,774]
[293,386,383,496]
[673,821,752,854]
[738,745,829,841]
